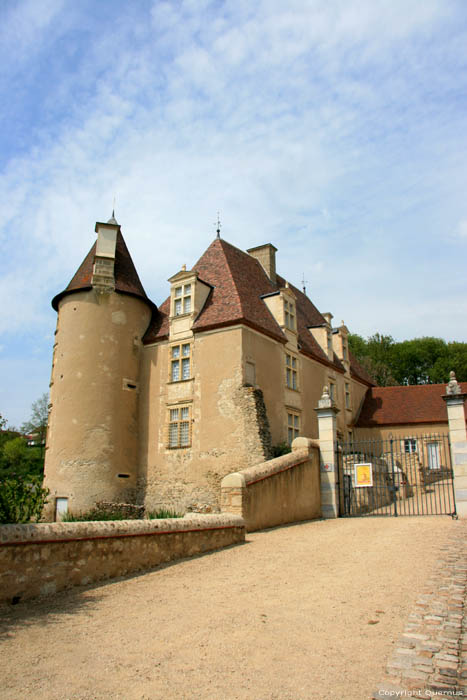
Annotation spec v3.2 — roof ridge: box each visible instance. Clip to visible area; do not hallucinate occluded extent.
[216,238,245,314]
[370,382,457,392]
[218,239,287,336]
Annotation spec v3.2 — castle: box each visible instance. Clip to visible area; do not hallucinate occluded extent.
[43,213,378,519]
[45,214,467,522]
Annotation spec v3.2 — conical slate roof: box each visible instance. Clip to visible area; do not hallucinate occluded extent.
[51,230,155,313]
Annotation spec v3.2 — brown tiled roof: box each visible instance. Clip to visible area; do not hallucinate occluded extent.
[349,353,375,386]
[144,238,286,344]
[275,274,345,371]
[356,383,467,427]
[144,238,351,374]
[52,231,156,315]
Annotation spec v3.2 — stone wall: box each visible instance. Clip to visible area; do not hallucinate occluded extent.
[234,385,273,464]
[221,440,321,531]
[0,514,245,605]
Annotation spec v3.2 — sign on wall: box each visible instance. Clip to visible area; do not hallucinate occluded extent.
[354,463,373,488]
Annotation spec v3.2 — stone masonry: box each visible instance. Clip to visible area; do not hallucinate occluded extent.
[374,520,467,699]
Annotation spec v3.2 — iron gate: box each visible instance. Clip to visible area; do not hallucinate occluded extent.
[335,434,456,517]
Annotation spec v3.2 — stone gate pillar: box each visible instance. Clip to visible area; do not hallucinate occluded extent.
[443,371,467,519]
[315,385,339,518]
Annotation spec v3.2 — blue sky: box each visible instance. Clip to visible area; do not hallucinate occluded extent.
[1,0,467,427]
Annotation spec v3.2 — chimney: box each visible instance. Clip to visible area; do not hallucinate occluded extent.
[92,213,120,291]
[247,244,277,285]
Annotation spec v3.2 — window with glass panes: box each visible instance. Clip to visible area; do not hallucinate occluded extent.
[170,343,191,381]
[286,354,298,390]
[345,382,350,409]
[284,300,295,330]
[168,405,191,448]
[404,438,417,454]
[174,284,192,316]
[287,412,300,445]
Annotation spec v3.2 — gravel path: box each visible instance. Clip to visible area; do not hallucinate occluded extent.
[0,516,459,700]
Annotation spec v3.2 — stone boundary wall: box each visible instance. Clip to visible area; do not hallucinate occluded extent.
[0,514,245,605]
[373,521,467,699]
[221,439,321,531]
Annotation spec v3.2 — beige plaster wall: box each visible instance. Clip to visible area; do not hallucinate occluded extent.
[136,322,369,514]
[221,445,321,531]
[44,290,151,519]
[139,327,270,512]
[242,327,286,442]
[242,326,367,443]
[354,423,449,443]
[0,515,245,604]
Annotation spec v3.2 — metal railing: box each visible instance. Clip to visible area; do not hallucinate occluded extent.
[335,433,456,518]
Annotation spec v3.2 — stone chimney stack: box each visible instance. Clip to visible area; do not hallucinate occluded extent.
[247,244,277,285]
[92,213,120,291]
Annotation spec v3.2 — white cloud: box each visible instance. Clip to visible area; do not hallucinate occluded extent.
[1,0,467,422]
[456,220,467,239]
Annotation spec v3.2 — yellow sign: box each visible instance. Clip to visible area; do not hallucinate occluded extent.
[354,463,373,488]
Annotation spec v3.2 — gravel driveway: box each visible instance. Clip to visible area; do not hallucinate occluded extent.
[0,516,458,700]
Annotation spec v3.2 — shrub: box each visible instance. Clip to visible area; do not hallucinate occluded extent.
[62,504,183,521]
[271,442,291,458]
[0,476,49,524]
[62,505,128,522]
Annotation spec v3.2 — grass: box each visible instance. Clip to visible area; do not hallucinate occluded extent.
[146,508,183,519]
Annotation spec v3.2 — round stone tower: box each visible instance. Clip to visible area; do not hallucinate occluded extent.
[43,215,155,520]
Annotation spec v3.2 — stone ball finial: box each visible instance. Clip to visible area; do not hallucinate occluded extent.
[446,370,461,395]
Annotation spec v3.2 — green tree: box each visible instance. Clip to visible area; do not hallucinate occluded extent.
[0,411,49,523]
[349,332,467,386]
[429,342,467,384]
[0,437,43,478]
[0,476,49,524]
[348,333,397,386]
[391,337,447,385]
[21,393,49,447]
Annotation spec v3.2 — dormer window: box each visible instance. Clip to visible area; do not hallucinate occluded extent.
[174,284,192,316]
[284,300,295,330]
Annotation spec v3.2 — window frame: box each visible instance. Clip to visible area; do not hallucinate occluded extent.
[173,283,192,317]
[169,342,192,383]
[287,410,300,446]
[403,438,417,454]
[285,353,298,391]
[167,404,192,449]
[345,382,351,410]
[284,299,296,331]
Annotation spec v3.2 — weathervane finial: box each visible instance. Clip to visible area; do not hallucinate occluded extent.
[107,196,119,225]
[215,212,221,239]
[301,273,308,295]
